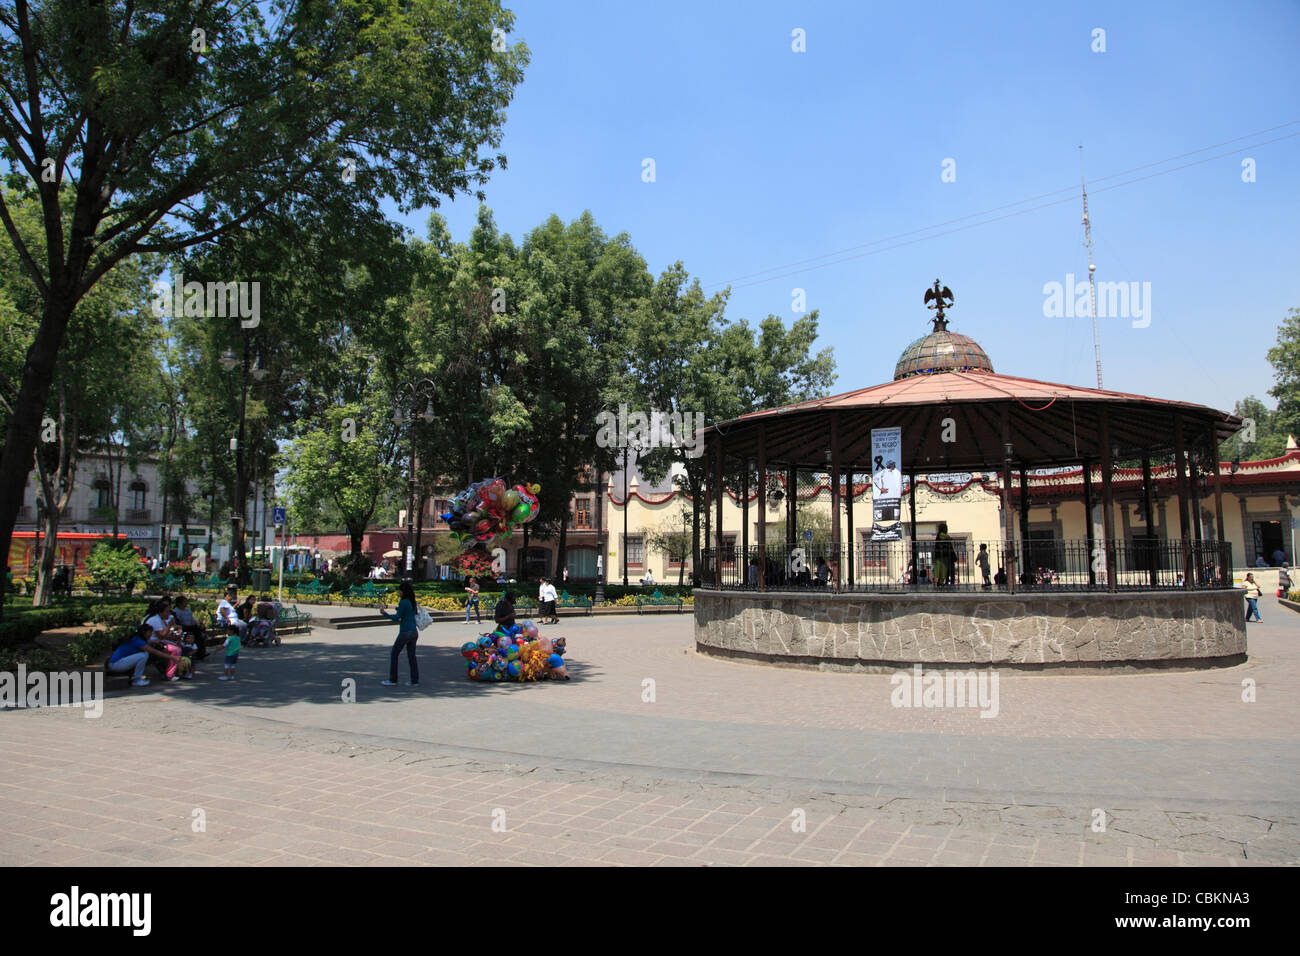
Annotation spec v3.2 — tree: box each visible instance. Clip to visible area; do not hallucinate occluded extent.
[0,0,528,617]
[0,190,163,604]
[1219,396,1286,463]
[280,402,400,562]
[1267,307,1300,446]
[624,267,838,577]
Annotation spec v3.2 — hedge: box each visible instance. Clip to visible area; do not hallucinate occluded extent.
[0,645,63,672]
[0,606,88,648]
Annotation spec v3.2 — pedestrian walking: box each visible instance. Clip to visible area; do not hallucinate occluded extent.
[464,577,482,624]
[1243,573,1263,622]
[380,580,420,687]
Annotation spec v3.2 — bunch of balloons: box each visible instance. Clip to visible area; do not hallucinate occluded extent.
[459,620,569,682]
[441,477,540,549]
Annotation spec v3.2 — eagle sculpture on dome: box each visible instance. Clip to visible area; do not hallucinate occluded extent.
[923,279,954,329]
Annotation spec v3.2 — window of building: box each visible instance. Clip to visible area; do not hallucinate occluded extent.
[721,534,736,566]
[94,479,111,510]
[574,497,592,529]
[626,535,644,566]
[129,480,147,511]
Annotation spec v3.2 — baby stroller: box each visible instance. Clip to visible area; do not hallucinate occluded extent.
[246,601,280,647]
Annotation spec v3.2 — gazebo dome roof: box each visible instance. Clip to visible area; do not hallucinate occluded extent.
[894,325,994,380]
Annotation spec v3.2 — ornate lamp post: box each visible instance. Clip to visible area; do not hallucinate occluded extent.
[393,378,436,579]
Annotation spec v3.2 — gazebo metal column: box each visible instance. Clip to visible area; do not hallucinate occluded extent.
[1000,407,1016,594]
[845,469,854,589]
[741,460,750,581]
[1018,464,1031,582]
[1097,409,1117,591]
[1141,454,1157,587]
[714,434,724,586]
[908,469,919,588]
[785,463,796,553]
[830,412,841,591]
[1209,424,1227,584]
[1173,415,1193,590]
[1188,444,1205,584]
[1083,457,1096,588]
[756,424,767,591]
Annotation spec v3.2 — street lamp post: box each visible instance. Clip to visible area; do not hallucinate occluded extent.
[394,378,436,579]
[220,330,268,586]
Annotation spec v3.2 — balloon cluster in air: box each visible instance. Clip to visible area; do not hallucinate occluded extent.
[460,620,569,682]
[441,477,540,549]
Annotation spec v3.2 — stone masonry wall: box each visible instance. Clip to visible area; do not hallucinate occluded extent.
[694,589,1247,670]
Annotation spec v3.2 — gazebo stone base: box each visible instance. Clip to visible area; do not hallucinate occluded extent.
[693,589,1247,673]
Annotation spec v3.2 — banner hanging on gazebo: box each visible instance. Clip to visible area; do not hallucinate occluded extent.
[871,427,903,540]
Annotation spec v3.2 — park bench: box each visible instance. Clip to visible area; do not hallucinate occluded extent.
[486,595,538,618]
[275,603,312,634]
[149,572,186,593]
[344,581,394,604]
[636,589,684,614]
[556,590,593,616]
[293,579,331,599]
[88,582,130,600]
[193,573,226,592]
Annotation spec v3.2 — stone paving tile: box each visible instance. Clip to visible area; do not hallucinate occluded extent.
[2,609,1298,866]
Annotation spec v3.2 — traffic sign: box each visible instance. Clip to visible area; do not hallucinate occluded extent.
[272,507,286,526]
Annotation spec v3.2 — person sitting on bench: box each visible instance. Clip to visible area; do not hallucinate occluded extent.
[107,623,182,687]
[216,586,247,637]
[172,595,207,660]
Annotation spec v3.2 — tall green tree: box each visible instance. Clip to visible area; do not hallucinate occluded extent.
[624,265,837,575]
[1267,307,1300,447]
[1219,395,1287,463]
[280,402,401,562]
[0,0,527,616]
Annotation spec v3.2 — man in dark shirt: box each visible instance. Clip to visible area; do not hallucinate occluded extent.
[494,590,516,630]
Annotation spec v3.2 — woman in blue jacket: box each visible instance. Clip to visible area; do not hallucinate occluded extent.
[380,580,420,686]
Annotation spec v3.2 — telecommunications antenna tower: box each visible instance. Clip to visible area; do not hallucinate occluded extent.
[1080,145,1102,388]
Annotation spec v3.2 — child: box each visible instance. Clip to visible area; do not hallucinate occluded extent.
[976,544,991,590]
[219,625,241,680]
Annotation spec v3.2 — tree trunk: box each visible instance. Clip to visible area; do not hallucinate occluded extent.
[414,490,427,578]
[0,291,80,622]
[556,514,569,579]
[33,505,59,606]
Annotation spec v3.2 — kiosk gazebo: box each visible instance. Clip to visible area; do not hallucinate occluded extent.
[694,282,1246,671]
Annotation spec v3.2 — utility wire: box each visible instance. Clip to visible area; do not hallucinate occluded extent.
[705,122,1300,292]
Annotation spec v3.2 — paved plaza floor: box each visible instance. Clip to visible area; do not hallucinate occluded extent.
[1,599,1297,866]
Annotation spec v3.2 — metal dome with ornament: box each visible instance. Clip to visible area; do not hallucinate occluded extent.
[893,279,994,380]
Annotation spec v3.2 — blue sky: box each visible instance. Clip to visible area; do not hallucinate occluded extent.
[385,0,1300,417]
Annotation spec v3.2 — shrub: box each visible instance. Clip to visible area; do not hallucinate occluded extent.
[85,540,148,591]
[87,603,151,628]
[0,645,64,673]
[0,606,89,648]
[69,626,135,666]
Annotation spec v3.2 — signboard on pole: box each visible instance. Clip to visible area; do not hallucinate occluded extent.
[272,507,286,527]
[871,427,903,540]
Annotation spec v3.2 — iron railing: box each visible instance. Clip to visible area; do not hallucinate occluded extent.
[698,538,1232,592]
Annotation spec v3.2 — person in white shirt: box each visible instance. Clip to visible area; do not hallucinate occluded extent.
[642,569,655,586]
[539,577,558,624]
[217,586,247,636]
